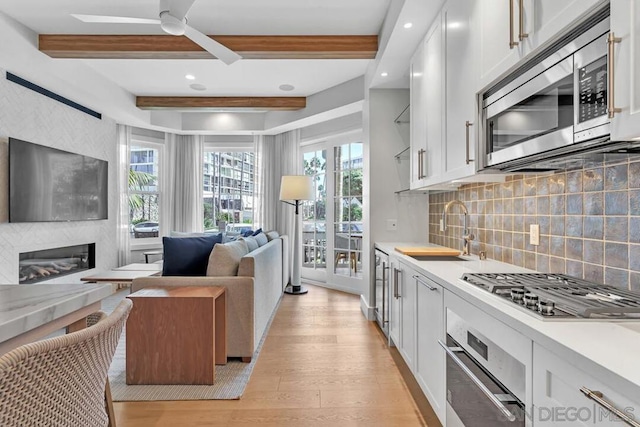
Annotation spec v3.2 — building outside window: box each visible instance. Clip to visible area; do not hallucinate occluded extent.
[203,151,255,232]
[129,144,160,239]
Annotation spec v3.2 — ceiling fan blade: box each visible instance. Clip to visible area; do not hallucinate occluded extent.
[71,14,160,25]
[184,25,242,65]
[168,0,197,21]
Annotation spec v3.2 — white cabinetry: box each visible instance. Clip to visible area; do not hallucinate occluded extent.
[475,0,606,91]
[409,39,428,189]
[532,343,640,426]
[410,20,442,189]
[388,255,401,347]
[398,261,416,369]
[441,0,476,181]
[414,272,445,422]
[611,0,640,140]
[475,0,532,90]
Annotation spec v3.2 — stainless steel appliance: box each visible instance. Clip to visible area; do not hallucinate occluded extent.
[461,273,640,320]
[440,310,526,426]
[480,7,640,172]
[374,248,389,337]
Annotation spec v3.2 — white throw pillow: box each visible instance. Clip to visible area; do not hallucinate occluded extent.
[254,232,268,247]
[206,240,249,276]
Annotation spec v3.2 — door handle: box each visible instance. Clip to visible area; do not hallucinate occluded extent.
[420,149,426,179]
[393,267,402,298]
[509,0,519,49]
[518,0,528,41]
[439,340,517,422]
[416,149,422,180]
[465,121,474,165]
[608,32,622,119]
[413,275,438,291]
[580,387,640,427]
[382,262,388,324]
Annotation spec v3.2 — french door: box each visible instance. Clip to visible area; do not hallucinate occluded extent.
[301,132,364,292]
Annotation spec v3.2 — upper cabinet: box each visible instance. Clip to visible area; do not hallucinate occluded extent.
[409,20,443,190]
[442,0,476,181]
[409,39,428,189]
[475,0,607,91]
[610,0,640,140]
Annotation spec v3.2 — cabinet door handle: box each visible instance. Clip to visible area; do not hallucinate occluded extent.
[382,262,388,324]
[465,121,474,165]
[420,149,426,179]
[580,387,640,427]
[416,149,422,180]
[509,0,519,49]
[518,0,528,41]
[413,274,438,291]
[608,32,622,119]
[394,268,402,298]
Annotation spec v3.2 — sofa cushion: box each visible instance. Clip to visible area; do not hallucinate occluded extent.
[265,230,280,241]
[252,228,263,236]
[254,232,268,247]
[207,239,249,276]
[242,229,255,237]
[162,233,223,276]
[238,236,259,252]
[170,230,207,238]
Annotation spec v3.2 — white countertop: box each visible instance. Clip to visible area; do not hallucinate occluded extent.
[0,282,113,344]
[376,241,640,396]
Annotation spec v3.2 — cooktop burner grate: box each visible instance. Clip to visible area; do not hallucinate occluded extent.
[461,273,640,319]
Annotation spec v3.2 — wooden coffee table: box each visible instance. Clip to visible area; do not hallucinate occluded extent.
[126,286,227,385]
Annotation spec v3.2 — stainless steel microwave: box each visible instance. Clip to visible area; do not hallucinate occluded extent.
[479,10,635,172]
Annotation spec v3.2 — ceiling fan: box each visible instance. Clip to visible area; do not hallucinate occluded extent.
[71,0,242,65]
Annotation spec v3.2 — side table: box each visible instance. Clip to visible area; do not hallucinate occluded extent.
[126,286,226,385]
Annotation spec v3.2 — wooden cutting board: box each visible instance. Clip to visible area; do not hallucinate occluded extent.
[394,246,462,257]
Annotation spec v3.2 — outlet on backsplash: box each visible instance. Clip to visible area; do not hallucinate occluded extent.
[530,224,540,246]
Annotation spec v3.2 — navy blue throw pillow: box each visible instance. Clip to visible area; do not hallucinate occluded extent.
[162,233,223,276]
[242,229,255,237]
[252,228,263,236]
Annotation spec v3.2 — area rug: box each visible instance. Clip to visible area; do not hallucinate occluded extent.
[102,289,276,401]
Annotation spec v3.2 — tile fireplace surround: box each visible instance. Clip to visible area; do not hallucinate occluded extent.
[429,157,640,291]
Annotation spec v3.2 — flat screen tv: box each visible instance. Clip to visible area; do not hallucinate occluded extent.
[9,138,108,222]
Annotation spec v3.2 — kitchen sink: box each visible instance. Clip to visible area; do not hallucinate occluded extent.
[409,256,468,262]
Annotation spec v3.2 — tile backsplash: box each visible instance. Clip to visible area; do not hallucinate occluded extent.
[429,158,640,291]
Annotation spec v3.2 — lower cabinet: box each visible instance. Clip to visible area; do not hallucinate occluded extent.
[388,256,401,347]
[398,261,416,369]
[414,272,445,422]
[532,343,640,426]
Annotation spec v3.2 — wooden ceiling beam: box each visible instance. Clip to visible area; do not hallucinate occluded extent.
[136,96,307,110]
[39,35,378,60]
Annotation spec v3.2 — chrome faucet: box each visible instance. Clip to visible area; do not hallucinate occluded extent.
[442,200,475,256]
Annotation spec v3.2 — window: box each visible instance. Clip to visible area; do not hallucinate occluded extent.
[302,149,327,271]
[203,151,255,232]
[334,142,363,278]
[129,144,160,239]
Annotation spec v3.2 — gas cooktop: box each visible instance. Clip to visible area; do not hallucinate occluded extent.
[461,273,640,319]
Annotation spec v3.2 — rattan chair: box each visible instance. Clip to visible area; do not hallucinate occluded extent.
[0,299,132,427]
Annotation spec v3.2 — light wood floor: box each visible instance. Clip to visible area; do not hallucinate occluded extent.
[114,284,436,426]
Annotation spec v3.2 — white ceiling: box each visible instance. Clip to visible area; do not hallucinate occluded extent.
[0,0,391,100]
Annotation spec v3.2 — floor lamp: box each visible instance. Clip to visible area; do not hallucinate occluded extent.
[279,175,314,295]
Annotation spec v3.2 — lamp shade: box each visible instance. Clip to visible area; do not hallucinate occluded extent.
[279,175,314,201]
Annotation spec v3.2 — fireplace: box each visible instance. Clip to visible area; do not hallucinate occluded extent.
[19,243,95,284]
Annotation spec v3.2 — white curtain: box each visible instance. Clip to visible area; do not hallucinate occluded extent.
[253,134,277,231]
[254,129,301,285]
[116,124,131,266]
[161,133,204,234]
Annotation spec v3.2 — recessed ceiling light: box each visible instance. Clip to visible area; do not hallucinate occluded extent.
[403,22,413,29]
[185,74,196,80]
[190,83,207,91]
[279,84,295,91]
[381,72,388,77]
